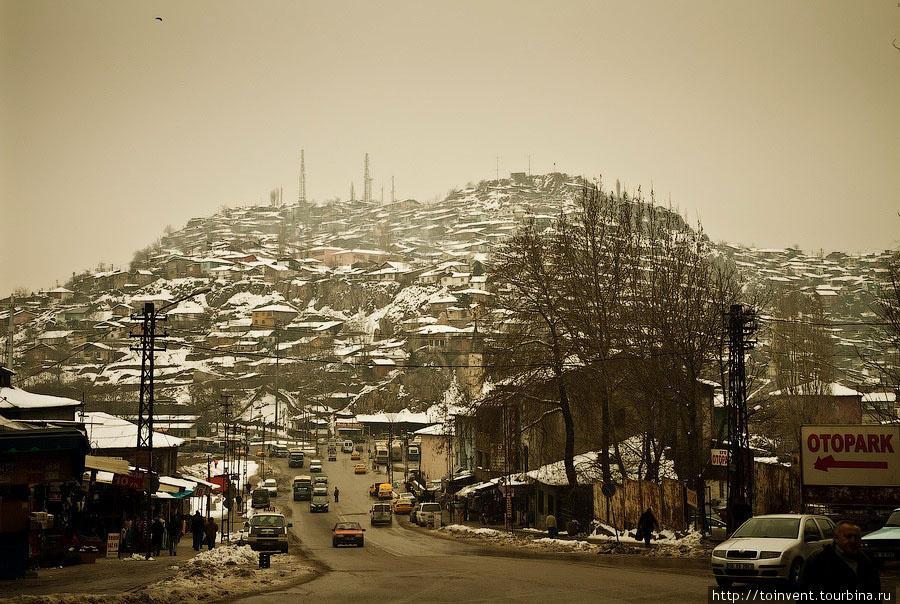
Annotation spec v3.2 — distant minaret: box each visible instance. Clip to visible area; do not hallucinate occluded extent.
[350,182,355,201]
[391,176,395,203]
[298,149,307,204]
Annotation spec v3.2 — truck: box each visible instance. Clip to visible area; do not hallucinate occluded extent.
[391,442,403,461]
[407,443,420,462]
[293,475,313,501]
[288,449,305,468]
[374,445,389,465]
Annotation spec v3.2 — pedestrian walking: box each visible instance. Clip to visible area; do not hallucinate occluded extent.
[637,507,658,547]
[546,513,558,538]
[800,520,880,595]
[167,513,181,555]
[190,511,205,551]
[205,516,218,550]
[333,487,339,502]
[150,516,164,557]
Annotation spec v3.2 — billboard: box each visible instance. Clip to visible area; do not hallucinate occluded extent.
[801,425,900,487]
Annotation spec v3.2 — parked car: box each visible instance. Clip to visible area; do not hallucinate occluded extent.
[862,508,900,563]
[711,514,835,588]
[371,502,393,525]
[263,478,278,497]
[413,502,442,526]
[247,512,292,553]
[332,522,365,547]
[309,459,323,472]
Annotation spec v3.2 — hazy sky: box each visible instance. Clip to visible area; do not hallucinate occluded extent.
[2,0,898,295]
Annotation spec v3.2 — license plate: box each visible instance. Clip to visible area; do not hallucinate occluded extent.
[727,563,754,570]
[873,552,894,558]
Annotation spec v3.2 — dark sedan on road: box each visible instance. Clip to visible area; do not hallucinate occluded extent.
[332,521,365,547]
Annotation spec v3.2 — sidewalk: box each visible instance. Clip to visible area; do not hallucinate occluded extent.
[0,539,203,598]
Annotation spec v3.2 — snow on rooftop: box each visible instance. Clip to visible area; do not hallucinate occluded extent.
[0,387,81,410]
[78,411,184,449]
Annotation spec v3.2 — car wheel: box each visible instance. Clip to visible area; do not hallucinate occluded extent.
[715,577,733,588]
[358,541,364,547]
[787,558,803,587]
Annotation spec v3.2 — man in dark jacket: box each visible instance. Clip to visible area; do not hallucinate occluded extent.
[150,517,164,557]
[638,507,658,547]
[190,511,205,551]
[800,521,880,596]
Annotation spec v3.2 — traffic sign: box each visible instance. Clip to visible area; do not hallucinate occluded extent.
[601,483,616,498]
[801,425,900,487]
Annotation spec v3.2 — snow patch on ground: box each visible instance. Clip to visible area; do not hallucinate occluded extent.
[439,523,710,558]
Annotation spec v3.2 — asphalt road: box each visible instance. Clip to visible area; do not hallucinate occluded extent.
[228,451,719,603]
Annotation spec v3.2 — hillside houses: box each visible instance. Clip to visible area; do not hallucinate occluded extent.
[1,172,895,485]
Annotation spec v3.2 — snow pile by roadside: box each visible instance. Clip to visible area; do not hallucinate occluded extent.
[443,524,504,537]
[182,544,257,569]
[440,522,710,558]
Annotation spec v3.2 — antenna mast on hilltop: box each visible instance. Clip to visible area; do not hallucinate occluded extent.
[363,153,372,203]
[298,150,307,204]
[391,176,395,204]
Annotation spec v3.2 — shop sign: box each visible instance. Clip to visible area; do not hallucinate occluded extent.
[112,470,147,490]
[686,488,698,508]
[106,533,120,558]
[710,449,730,467]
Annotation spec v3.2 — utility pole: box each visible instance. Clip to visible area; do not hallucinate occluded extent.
[391,176,395,204]
[495,156,499,182]
[273,323,280,440]
[221,393,232,542]
[726,304,757,534]
[131,302,166,560]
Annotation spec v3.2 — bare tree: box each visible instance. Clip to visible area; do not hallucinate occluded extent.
[484,225,579,490]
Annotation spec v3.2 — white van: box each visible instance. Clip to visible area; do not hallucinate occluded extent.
[341,440,353,453]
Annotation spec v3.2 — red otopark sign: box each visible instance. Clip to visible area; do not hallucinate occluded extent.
[801,426,900,487]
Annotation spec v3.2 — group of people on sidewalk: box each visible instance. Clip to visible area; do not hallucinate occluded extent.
[119,513,183,557]
[189,511,219,551]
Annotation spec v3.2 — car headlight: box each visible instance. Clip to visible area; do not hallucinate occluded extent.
[759,551,781,559]
[712,549,727,558]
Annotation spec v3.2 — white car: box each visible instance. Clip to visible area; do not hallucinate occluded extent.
[711,514,835,587]
[309,459,323,472]
[413,502,442,526]
[263,478,279,497]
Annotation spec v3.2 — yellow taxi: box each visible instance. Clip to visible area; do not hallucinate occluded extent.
[393,499,413,514]
[354,463,367,474]
[351,451,361,460]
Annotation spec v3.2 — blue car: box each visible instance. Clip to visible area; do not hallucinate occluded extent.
[862,508,900,563]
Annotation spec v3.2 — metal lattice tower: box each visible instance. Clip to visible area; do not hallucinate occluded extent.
[133,303,166,457]
[726,304,757,532]
[363,153,372,203]
[298,150,306,204]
